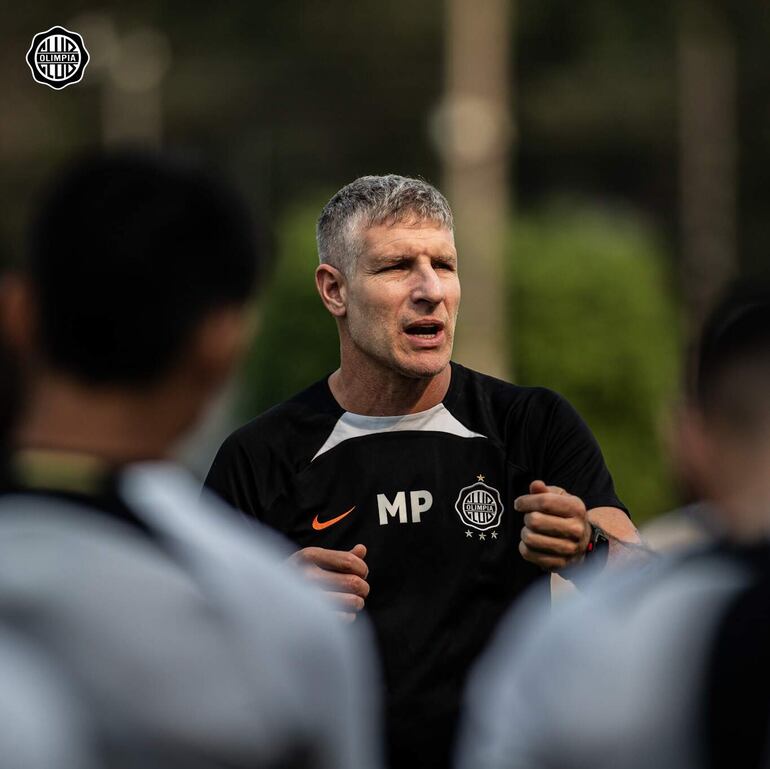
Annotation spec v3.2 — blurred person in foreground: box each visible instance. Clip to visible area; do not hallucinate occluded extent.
[205,175,639,769]
[0,152,380,769]
[0,626,96,769]
[0,287,96,769]
[456,281,770,769]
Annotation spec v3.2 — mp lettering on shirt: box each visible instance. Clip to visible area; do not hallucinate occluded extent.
[377,490,433,524]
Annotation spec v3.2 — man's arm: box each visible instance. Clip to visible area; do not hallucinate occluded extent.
[589,505,641,542]
[514,392,640,574]
[516,481,640,573]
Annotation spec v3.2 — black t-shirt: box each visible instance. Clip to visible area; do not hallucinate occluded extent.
[206,362,626,769]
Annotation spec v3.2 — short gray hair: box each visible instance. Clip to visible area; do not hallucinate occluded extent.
[316,175,454,275]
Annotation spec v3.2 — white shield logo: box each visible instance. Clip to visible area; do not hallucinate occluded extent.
[27,26,90,90]
[455,480,504,532]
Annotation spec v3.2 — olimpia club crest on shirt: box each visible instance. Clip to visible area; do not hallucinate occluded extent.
[27,26,90,90]
[454,477,504,532]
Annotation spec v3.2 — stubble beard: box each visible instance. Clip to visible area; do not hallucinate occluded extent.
[345,309,454,381]
[380,333,453,381]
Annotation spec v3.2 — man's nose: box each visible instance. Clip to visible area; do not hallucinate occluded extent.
[412,266,445,305]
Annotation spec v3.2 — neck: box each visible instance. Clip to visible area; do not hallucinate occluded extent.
[329,359,451,416]
[16,370,194,464]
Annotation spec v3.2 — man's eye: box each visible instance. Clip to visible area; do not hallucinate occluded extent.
[435,262,455,271]
[381,263,407,272]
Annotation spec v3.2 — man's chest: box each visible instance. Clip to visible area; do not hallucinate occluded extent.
[262,433,533,588]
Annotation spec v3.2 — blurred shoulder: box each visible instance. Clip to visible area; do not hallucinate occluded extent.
[217,376,342,464]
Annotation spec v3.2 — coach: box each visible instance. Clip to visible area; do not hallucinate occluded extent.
[206,175,638,769]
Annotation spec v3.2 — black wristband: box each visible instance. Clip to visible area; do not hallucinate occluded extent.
[585,524,610,569]
[562,524,609,587]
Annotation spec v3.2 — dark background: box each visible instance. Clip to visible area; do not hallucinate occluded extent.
[3,0,767,521]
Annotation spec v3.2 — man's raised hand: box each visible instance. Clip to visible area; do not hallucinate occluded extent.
[515,480,591,572]
[289,544,369,622]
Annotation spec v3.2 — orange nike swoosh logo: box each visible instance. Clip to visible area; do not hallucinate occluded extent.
[312,507,355,531]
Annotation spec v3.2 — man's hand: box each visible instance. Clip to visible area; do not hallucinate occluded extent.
[289,544,369,623]
[515,480,591,572]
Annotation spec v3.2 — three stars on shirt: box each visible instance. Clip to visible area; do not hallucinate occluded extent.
[465,529,498,541]
[464,473,498,540]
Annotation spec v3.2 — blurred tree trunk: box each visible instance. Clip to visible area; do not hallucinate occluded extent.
[679,0,737,334]
[440,0,513,379]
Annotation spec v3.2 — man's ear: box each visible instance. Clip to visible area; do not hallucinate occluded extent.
[190,304,256,391]
[315,264,347,318]
[0,272,37,357]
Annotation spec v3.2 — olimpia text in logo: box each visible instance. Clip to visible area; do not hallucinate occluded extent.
[454,478,505,532]
[27,26,90,90]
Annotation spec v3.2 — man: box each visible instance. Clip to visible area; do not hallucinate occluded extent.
[455,282,770,769]
[206,175,637,769]
[0,152,380,769]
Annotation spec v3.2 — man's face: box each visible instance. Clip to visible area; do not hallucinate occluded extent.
[342,220,460,379]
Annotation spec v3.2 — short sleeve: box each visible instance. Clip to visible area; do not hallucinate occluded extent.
[204,434,265,520]
[538,394,627,515]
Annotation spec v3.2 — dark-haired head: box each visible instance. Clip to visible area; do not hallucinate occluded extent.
[27,150,263,386]
[693,280,770,433]
[676,279,770,535]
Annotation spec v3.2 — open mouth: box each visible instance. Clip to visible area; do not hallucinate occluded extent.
[404,320,445,339]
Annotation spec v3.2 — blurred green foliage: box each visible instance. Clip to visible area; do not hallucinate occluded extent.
[238,201,339,418]
[511,205,680,522]
[240,199,681,522]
